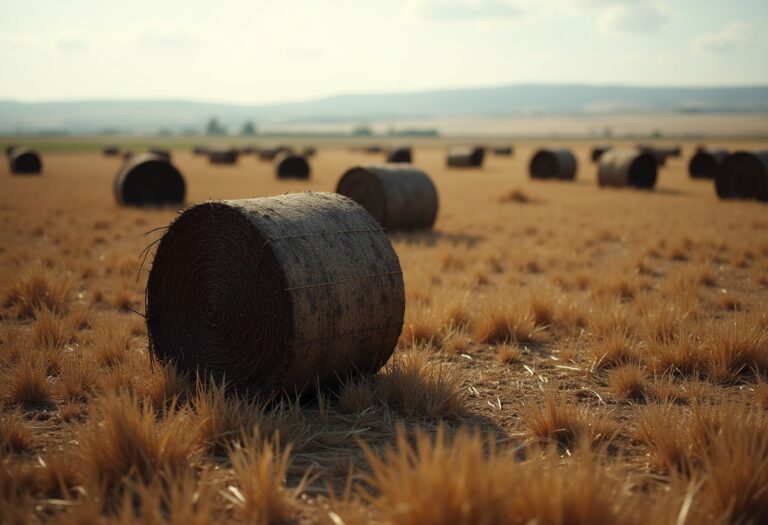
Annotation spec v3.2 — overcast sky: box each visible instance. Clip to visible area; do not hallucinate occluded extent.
[0,0,766,104]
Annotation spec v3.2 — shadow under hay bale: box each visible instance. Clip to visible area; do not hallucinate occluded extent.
[259,146,291,161]
[275,153,310,179]
[598,149,658,189]
[529,149,577,180]
[336,165,438,230]
[8,149,42,175]
[102,146,120,156]
[208,148,239,165]
[446,146,485,168]
[689,148,728,179]
[591,145,612,162]
[715,151,768,201]
[492,146,513,156]
[114,153,186,206]
[145,192,404,395]
[386,146,412,164]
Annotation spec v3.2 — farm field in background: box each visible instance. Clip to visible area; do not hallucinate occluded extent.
[1,140,767,523]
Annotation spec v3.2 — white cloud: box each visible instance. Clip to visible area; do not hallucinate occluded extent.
[598,3,671,34]
[410,0,523,21]
[692,22,749,53]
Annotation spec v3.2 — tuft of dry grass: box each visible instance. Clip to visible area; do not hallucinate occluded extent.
[588,329,639,370]
[0,411,34,455]
[497,343,522,364]
[5,354,53,406]
[607,363,647,401]
[499,187,531,204]
[2,264,72,318]
[701,318,768,382]
[31,306,74,350]
[337,377,377,414]
[400,307,442,347]
[473,300,541,344]
[635,403,690,474]
[89,320,132,367]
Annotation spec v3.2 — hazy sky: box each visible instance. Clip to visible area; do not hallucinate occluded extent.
[1,0,766,104]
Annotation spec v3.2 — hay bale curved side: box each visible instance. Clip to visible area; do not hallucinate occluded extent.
[386,147,412,164]
[714,151,768,201]
[275,153,311,179]
[446,146,485,168]
[591,145,612,162]
[598,149,658,189]
[689,148,728,179]
[209,148,239,164]
[145,192,405,395]
[9,149,42,175]
[149,148,171,162]
[529,149,577,180]
[114,153,186,206]
[336,165,438,230]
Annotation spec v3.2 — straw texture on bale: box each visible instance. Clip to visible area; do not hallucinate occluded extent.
[689,148,728,179]
[259,146,291,161]
[102,146,120,156]
[145,192,405,395]
[446,146,485,168]
[529,149,577,180]
[275,153,310,179]
[8,149,42,175]
[598,149,658,189]
[492,146,513,156]
[209,148,239,165]
[386,147,412,164]
[591,146,612,162]
[714,151,768,201]
[336,165,438,230]
[114,153,186,206]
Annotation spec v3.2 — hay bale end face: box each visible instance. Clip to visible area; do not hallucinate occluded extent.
[8,149,42,175]
[114,153,186,206]
[336,165,438,230]
[209,148,239,165]
[598,149,658,189]
[102,146,120,156]
[715,151,768,201]
[446,146,485,168]
[275,153,310,179]
[689,148,728,179]
[529,149,577,180]
[386,147,412,164]
[145,192,405,395]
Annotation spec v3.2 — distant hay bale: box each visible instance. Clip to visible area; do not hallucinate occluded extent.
[149,148,171,162]
[193,145,209,155]
[5,144,19,157]
[597,149,658,189]
[8,149,42,175]
[364,145,383,154]
[637,145,672,167]
[529,149,577,180]
[714,151,768,201]
[336,165,438,230]
[302,146,316,157]
[446,146,485,168]
[386,146,412,164]
[114,153,186,206]
[241,146,256,154]
[591,145,612,162]
[492,146,513,156]
[275,153,310,179]
[102,146,120,156]
[689,148,728,179]
[259,145,291,161]
[209,148,239,165]
[145,192,405,395]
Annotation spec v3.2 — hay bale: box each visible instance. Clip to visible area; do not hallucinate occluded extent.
[689,148,728,179]
[145,192,404,395]
[102,146,120,156]
[637,145,669,167]
[529,149,577,180]
[114,153,185,206]
[364,145,383,154]
[8,149,42,175]
[209,148,239,165]
[336,165,438,230]
[275,153,310,179]
[591,145,612,162]
[446,146,485,168]
[259,145,291,161]
[241,146,255,154]
[302,146,316,157]
[149,148,171,162]
[598,149,657,189]
[492,146,513,156]
[386,146,412,164]
[5,144,19,157]
[714,151,768,201]
[193,145,209,155]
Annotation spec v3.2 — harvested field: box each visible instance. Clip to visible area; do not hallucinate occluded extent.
[1,139,767,524]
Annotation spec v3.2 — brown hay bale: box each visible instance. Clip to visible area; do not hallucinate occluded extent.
[689,148,728,179]
[637,145,669,167]
[275,153,310,179]
[591,145,612,162]
[529,149,577,180]
[364,145,383,154]
[145,192,404,395]
[336,165,438,230]
[193,145,209,155]
[102,146,120,156]
[149,148,171,162]
[209,148,239,165]
[598,149,658,189]
[386,146,412,164]
[241,146,256,154]
[114,153,185,206]
[446,146,485,168]
[492,146,513,156]
[8,149,42,175]
[259,145,291,161]
[715,151,768,201]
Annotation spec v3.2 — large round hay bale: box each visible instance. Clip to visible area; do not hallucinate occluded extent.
[591,145,611,162]
[145,192,404,395]
[336,165,438,230]
[598,149,657,189]
[209,148,239,165]
[637,145,669,167]
[689,148,728,179]
[446,146,485,168]
[714,151,768,201]
[386,146,412,164]
[275,153,310,179]
[114,153,185,206]
[8,149,42,175]
[529,149,577,180]
[492,146,513,156]
[259,145,291,161]
[102,146,120,156]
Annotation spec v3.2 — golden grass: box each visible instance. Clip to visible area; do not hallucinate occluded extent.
[0,411,33,455]
[2,264,72,319]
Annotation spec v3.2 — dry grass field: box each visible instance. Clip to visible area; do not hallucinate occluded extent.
[1,139,767,524]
